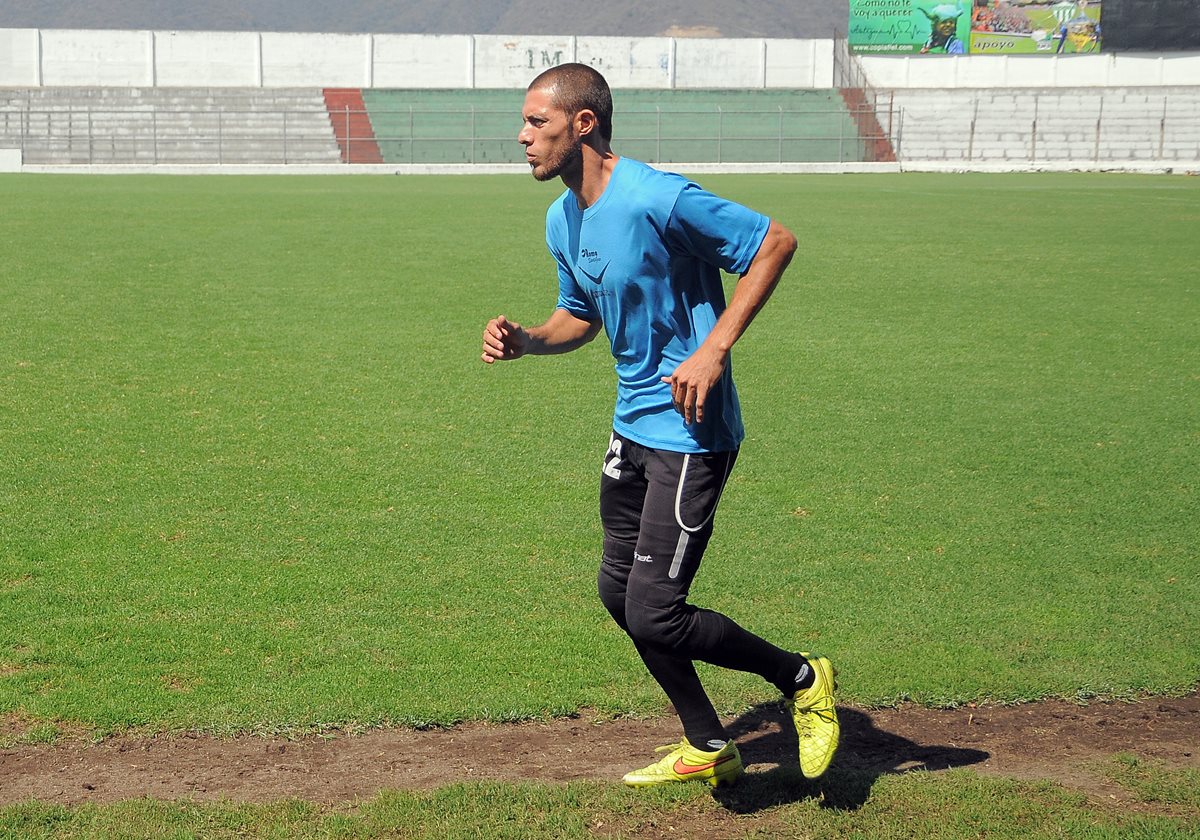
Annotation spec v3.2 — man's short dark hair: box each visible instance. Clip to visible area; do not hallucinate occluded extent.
[528,63,613,143]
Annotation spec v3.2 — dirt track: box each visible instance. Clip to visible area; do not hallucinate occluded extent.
[2,692,1197,807]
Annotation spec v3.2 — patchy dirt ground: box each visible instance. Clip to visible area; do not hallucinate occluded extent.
[1,692,1197,808]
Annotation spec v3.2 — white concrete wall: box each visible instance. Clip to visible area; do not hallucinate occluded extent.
[577,37,673,88]
[860,52,1200,88]
[1116,53,1200,85]
[0,27,834,89]
[767,39,834,89]
[374,34,473,87]
[154,31,260,86]
[2,27,1196,90]
[260,33,370,87]
[473,35,577,87]
[675,38,764,87]
[0,148,21,172]
[40,29,155,86]
[0,29,40,85]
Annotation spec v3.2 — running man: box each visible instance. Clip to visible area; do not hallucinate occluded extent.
[481,63,839,788]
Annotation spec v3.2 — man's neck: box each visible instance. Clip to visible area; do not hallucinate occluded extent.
[563,144,619,210]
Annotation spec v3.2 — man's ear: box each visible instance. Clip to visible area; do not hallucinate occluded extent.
[575,108,598,139]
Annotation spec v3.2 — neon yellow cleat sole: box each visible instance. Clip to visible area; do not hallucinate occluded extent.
[785,652,840,779]
[622,737,743,789]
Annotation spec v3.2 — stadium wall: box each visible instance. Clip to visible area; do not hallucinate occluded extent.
[860,52,1200,87]
[2,28,1197,90]
[0,30,833,89]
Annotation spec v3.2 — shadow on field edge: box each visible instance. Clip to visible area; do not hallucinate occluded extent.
[711,703,989,813]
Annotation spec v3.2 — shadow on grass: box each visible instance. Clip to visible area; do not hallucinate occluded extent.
[711,703,989,813]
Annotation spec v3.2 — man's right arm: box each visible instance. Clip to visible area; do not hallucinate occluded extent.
[481,308,602,364]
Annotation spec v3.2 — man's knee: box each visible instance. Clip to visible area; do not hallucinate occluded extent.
[625,596,693,651]
[597,544,633,631]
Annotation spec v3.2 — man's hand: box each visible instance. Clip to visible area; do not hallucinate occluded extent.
[659,219,796,423]
[661,345,727,425]
[481,314,529,363]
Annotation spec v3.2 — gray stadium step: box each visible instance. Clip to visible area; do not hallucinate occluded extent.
[1,87,341,165]
[886,85,1200,163]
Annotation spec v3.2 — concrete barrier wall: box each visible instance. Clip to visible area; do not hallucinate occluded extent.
[1,28,1196,89]
[0,29,40,85]
[375,35,473,87]
[41,29,155,86]
[0,28,830,89]
[261,33,370,87]
[475,35,579,87]
[860,51,1200,88]
[768,40,836,89]
[578,37,673,87]
[155,31,261,86]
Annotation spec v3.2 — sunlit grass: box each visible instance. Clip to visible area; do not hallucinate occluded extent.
[0,172,1196,737]
[2,765,1197,839]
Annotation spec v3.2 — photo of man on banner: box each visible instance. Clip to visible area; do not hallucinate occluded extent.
[921,2,969,53]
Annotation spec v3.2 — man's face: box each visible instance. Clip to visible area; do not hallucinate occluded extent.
[518,86,583,182]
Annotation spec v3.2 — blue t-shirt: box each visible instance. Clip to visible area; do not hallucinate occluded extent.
[546,157,770,454]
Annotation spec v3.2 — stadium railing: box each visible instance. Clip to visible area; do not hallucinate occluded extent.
[1,101,888,167]
[359,105,882,165]
[5,86,1193,169]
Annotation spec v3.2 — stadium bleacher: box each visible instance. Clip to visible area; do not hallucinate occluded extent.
[0,87,340,165]
[881,86,1200,165]
[1,27,1197,172]
[360,88,869,166]
[0,85,877,167]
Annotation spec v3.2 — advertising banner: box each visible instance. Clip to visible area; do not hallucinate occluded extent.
[971,1,1102,53]
[849,1,1102,54]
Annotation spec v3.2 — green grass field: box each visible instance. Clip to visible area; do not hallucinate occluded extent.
[3,761,1199,839]
[1,172,1197,837]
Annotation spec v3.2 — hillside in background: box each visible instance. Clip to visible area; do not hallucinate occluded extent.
[0,0,847,38]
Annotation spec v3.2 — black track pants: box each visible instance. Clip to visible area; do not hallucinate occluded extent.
[596,430,803,745]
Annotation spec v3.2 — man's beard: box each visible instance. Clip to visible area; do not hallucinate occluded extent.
[532,132,584,182]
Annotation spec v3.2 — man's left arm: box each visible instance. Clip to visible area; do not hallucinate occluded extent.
[662,219,797,425]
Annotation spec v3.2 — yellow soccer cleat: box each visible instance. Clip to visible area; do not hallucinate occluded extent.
[622,737,743,789]
[785,652,840,779]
